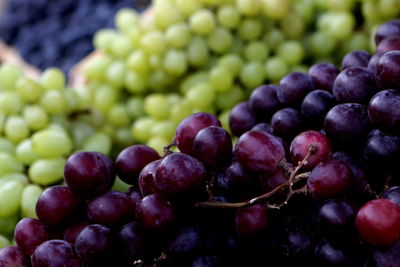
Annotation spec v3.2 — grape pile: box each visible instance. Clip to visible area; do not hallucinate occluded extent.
[0,0,150,73]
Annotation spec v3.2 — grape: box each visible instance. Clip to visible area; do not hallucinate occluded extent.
[189,9,216,35]
[341,50,371,69]
[277,41,305,65]
[382,186,400,207]
[317,199,356,230]
[235,204,268,239]
[356,199,400,246]
[239,61,265,89]
[271,108,302,139]
[251,123,272,134]
[217,5,241,29]
[375,19,400,45]
[238,18,263,41]
[31,129,72,158]
[119,222,152,261]
[0,92,23,115]
[377,36,400,54]
[0,179,25,218]
[375,51,400,89]
[4,116,29,144]
[261,0,289,19]
[301,90,336,128]
[278,72,315,106]
[229,102,258,137]
[249,85,281,120]
[207,27,233,54]
[31,240,81,267]
[14,218,48,255]
[368,89,400,133]
[0,246,30,267]
[209,66,233,93]
[28,158,66,186]
[363,129,400,166]
[139,160,161,197]
[264,57,289,82]
[0,153,23,176]
[314,241,351,266]
[23,106,48,131]
[63,221,90,244]
[235,130,285,173]
[308,62,340,91]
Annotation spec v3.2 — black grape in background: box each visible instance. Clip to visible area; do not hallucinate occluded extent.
[0,0,151,74]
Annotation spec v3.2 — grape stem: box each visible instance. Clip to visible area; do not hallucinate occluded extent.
[194,145,316,209]
[163,140,176,156]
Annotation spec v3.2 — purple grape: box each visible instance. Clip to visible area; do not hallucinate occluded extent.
[382,186,400,207]
[14,218,48,255]
[136,193,176,231]
[126,186,142,213]
[119,222,153,261]
[258,167,287,193]
[301,90,336,128]
[36,185,82,227]
[371,241,400,267]
[278,72,315,106]
[324,103,371,149]
[377,36,400,54]
[63,221,90,244]
[115,145,160,185]
[368,89,400,133]
[229,102,257,137]
[64,152,115,197]
[251,122,273,134]
[367,53,383,73]
[87,191,132,227]
[192,126,232,168]
[307,158,352,199]
[271,108,302,138]
[175,112,221,154]
[31,240,80,267]
[138,160,161,196]
[0,246,30,267]
[332,67,378,103]
[314,241,351,266]
[249,85,281,119]
[235,204,268,239]
[155,153,206,196]
[318,199,355,229]
[167,226,203,256]
[363,129,400,166]
[375,50,400,89]
[341,50,371,69]
[308,62,340,91]
[375,19,400,45]
[234,130,285,173]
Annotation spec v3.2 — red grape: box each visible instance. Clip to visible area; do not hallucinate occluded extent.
[31,240,80,267]
[235,204,269,238]
[0,246,30,267]
[14,218,48,255]
[138,160,161,197]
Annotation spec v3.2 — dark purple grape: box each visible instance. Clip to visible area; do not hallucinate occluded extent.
[249,85,281,119]
[31,240,80,267]
[234,130,285,173]
[382,186,400,207]
[341,50,371,69]
[377,36,400,54]
[301,90,336,128]
[251,122,272,134]
[136,193,176,231]
[87,191,132,227]
[278,72,315,106]
[308,62,340,91]
[307,158,352,199]
[371,240,400,266]
[63,221,90,244]
[167,226,202,256]
[64,152,115,197]
[126,187,142,213]
[271,108,302,138]
[14,218,48,255]
[235,204,268,238]
[36,185,82,227]
[155,153,206,196]
[318,199,356,229]
[192,126,232,168]
[332,67,378,103]
[138,160,161,197]
[175,112,221,154]
[192,256,221,267]
[375,19,400,45]
[314,241,351,266]
[368,53,383,73]
[363,129,400,166]
[375,50,400,89]
[284,231,313,257]
[115,145,160,185]
[75,224,118,265]
[258,167,287,193]
[119,222,154,261]
[0,246,30,267]
[324,103,371,149]
[368,89,400,133]
[229,102,257,137]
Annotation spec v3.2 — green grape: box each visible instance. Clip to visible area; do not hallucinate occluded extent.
[126,97,145,119]
[187,37,210,68]
[0,179,25,218]
[170,101,193,125]
[0,153,23,176]
[217,5,241,29]
[73,85,93,110]
[244,41,269,62]
[318,11,355,40]
[40,68,65,91]
[111,177,131,193]
[0,173,28,185]
[94,85,120,113]
[167,93,182,106]
[238,18,263,40]
[5,116,29,144]
[265,56,289,82]
[106,60,126,89]
[0,64,21,91]
[219,109,231,133]
[0,235,10,248]
[114,127,134,147]
[147,136,169,155]
[64,89,80,113]
[154,1,184,29]
[107,104,130,127]
[379,0,400,19]
[150,121,175,141]
[236,0,261,16]
[111,35,134,58]
[31,129,72,158]
[127,50,150,75]
[280,12,305,39]
[261,0,289,19]
[0,214,18,236]
[82,133,112,155]
[71,121,96,149]
[277,41,305,65]
[293,0,315,24]
[49,115,70,134]
[0,114,4,134]
[175,0,202,16]
[263,29,285,51]
[180,71,209,94]
[0,92,22,115]
[240,62,265,89]
[40,90,67,115]
[16,139,38,165]
[186,82,215,108]
[163,49,188,76]
[28,158,66,186]
[308,31,337,57]
[15,77,44,103]
[216,85,245,110]
[140,31,166,54]
[93,29,118,53]
[189,9,216,35]
[165,23,191,49]
[327,0,355,11]
[131,117,156,143]
[218,54,243,77]
[291,65,309,73]
[83,55,112,82]
[144,94,170,120]
[125,71,147,94]
[148,70,174,92]
[21,184,43,218]
[115,8,139,34]
[149,54,162,70]
[230,38,244,54]
[209,66,233,93]
[341,32,370,55]
[0,138,15,154]
[207,27,233,54]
